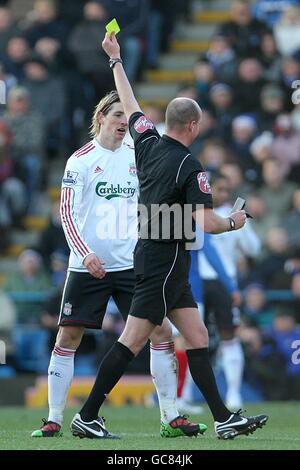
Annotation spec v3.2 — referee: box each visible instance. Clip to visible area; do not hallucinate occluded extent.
[71,32,268,440]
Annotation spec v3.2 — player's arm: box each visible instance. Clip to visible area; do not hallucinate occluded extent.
[60,158,106,279]
[102,32,141,120]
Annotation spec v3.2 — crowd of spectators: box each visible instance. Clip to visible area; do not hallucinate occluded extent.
[0,0,299,398]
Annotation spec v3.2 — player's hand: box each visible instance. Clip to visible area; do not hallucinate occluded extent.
[230,210,247,230]
[232,290,242,307]
[84,253,106,279]
[102,32,121,59]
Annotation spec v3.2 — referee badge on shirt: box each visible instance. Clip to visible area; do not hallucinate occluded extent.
[197,172,211,194]
[63,170,78,185]
[63,302,72,316]
[134,115,154,133]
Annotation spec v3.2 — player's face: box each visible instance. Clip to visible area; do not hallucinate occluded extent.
[101,102,128,141]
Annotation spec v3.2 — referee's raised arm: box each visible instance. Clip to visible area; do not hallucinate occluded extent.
[102,32,142,120]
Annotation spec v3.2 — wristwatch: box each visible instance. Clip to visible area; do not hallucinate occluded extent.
[109,58,123,69]
[228,217,235,231]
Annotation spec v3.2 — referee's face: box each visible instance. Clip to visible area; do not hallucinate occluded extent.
[100,102,128,142]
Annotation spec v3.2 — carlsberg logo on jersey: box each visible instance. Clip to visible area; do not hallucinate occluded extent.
[96,182,136,200]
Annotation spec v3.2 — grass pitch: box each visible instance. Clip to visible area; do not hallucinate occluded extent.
[0,402,299,450]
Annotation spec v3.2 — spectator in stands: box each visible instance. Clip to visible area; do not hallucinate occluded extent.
[272,113,300,177]
[37,199,69,269]
[258,84,286,131]
[205,34,237,83]
[246,194,279,243]
[189,109,217,157]
[68,1,114,99]
[2,36,30,80]
[234,58,267,114]
[101,0,149,81]
[25,0,69,48]
[193,57,215,108]
[280,57,300,111]
[257,227,291,288]
[263,308,300,399]
[258,31,282,82]
[146,0,175,69]
[56,0,86,29]
[0,119,26,235]
[49,250,67,288]
[4,249,51,324]
[218,0,268,58]
[274,6,300,56]
[0,60,17,101]
[291,272,300,323]
[250,131,273,169]
[230,114,259,183]
[254,0,300,28]
[259,159,297,222]
[220,162,253,200]
[0,5,20,55]
[208,83,237,143]
[23,55,66,157]
[283,189,300,250]
[3,86,45,209]
[198,139,230,175]
[243,283,275,328]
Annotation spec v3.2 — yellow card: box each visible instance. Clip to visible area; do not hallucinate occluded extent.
[105,18,121,36]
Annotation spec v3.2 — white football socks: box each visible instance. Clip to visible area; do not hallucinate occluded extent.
[221,338,244,409]
[48,345,75,425]
[150,341,179,424]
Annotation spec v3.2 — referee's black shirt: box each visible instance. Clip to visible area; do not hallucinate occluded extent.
[129,111,213,243]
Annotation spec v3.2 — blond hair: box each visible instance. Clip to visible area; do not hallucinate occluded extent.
[90,90,120,138]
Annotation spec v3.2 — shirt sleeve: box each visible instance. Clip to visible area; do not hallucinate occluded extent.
[129,111,160,151]
[60,156,94,263]
[177,156,213,209]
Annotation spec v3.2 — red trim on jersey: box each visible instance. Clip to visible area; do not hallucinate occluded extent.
[61,188,90,258]
[75,143,95,158]
[74,142,93,156]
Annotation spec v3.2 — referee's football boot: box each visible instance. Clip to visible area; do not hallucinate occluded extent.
[70,413,120,439]
[215,409,269,440]
[31,419,63,437]
[160,415,207,438]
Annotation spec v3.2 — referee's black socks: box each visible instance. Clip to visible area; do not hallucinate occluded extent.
[186,348,231,423]
[80,341,134,422]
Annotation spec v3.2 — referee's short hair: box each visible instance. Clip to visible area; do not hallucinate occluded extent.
[90,90,120,138]
[165,98,202,131]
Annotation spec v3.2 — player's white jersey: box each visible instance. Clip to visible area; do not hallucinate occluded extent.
[60,138,138,272]
[199,204,261,281]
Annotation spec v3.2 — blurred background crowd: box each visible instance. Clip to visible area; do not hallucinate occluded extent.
[0,0,299,402]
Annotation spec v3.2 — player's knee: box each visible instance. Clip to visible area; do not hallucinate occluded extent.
[150,320,172,344]
[56,326,84,350]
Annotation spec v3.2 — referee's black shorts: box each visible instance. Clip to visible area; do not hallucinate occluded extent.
[129,240,197,325]
[58,269,135,329]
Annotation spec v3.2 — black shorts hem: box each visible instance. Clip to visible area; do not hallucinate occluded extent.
[58,319,101,329]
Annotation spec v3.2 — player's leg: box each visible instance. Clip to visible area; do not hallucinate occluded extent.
[205,280,244,409]
[112,270,205,437]
[32,271,112,437]
[76,315,155,421]
[169,306,268,439]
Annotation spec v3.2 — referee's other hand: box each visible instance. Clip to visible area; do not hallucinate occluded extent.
[84,253,106,279]
[230,210,247,230]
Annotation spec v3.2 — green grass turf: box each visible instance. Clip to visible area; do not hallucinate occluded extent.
[0,403,299,450]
